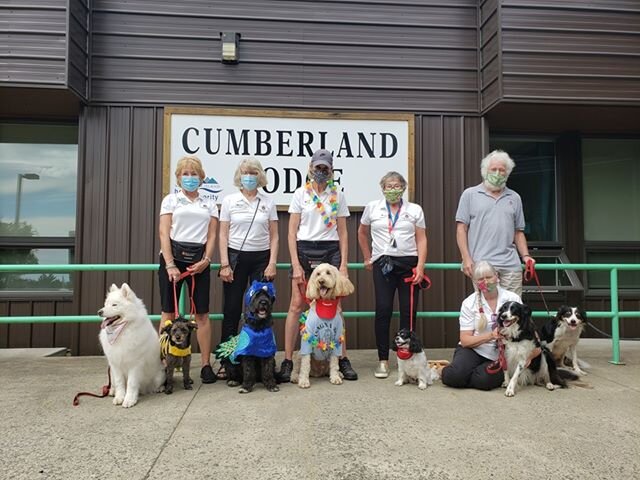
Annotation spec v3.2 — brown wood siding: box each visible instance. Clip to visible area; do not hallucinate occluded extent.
[89,0,479,112]
[0,1,68,85]
[499,1,640,105]
[67,0,89,99]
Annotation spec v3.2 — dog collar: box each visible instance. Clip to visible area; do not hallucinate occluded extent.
[397,347,413,360]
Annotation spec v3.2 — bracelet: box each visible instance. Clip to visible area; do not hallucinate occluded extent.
[203,256,211,263]
[220,264,230,270]
[165,263,177,269]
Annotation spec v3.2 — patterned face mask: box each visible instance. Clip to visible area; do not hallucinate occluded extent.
[485,172,507,188]
[383,188,404,203]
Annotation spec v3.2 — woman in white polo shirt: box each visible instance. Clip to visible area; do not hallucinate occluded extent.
[441,260,521,390]
[277,149,358,383]
[159,156,219,384]
[217,157,279,380]
[358,171,428,378]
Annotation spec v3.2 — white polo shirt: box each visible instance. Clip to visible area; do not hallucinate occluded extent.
[160,191,219,245]
[219,191,278,251]
[288,184,350,241]
[360,199,426,262]
[458,286,522,360]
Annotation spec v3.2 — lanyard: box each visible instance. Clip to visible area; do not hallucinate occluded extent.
[385,200,402,234]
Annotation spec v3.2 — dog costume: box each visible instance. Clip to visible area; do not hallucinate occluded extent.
[299,298,344,361]
[216,281,277,364]
[159,320,192,358]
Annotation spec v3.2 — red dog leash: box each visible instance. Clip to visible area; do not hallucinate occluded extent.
[397,267,431,360]
[523,258,551,318]
[72,367,111,406]
[173,270,197,320]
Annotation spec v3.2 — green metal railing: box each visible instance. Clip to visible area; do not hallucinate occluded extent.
[1,263,638,365]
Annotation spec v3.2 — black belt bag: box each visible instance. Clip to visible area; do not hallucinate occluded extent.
[298,242,339,271]
[171,240,205,264]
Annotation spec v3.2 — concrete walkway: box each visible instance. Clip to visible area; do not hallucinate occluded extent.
[1,339,638,480]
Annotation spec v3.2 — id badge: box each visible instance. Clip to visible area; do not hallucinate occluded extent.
[388,235,398,252]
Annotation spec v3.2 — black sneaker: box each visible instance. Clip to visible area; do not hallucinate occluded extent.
[339,357,358,381]
[278,359,294,383]
[200,364,217,384]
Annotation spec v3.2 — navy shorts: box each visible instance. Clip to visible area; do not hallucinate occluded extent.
[158,254,211,314]
[292,240,341,279]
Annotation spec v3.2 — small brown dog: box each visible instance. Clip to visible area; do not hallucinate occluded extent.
[160,317,197,394]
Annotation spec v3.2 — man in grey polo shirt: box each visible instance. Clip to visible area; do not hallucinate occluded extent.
[455,150,535,296]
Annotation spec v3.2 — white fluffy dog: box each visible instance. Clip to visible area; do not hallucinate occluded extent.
[291,263,355,388]
[98,283,165,408]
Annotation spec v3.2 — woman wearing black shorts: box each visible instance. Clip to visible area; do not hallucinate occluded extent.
[159,156,218,384]
[278,149,357,382]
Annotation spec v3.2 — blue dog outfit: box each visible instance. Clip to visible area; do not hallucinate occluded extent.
[218,281,277,365]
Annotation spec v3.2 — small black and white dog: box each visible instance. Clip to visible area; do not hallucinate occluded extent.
[224,281,279,394]
[497,301,576,397]
[540,306,588,376]
[391,328,438,390]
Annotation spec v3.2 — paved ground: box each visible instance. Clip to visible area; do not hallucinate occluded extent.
[1,339,638,480]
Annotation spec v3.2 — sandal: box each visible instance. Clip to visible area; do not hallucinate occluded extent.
[216,365,228,380]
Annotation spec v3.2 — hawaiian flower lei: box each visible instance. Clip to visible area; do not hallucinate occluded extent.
[298,309,344,351]
[305,180,338,229]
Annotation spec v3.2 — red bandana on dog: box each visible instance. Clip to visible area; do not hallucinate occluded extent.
[397,347,413,360]
[315,298,340,320]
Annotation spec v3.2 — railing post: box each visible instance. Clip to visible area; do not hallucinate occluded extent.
[609,268,624,365]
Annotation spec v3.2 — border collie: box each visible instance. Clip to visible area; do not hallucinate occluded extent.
[540,306,587,376]
[497,301,576,397]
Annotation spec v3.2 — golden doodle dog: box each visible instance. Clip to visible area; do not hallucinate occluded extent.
[291,263,355,388]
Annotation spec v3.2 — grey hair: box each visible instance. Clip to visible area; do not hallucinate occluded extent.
[473,261,499,332]
[480,150,515,179]
[379,171,407,190]
[233,157,268,189]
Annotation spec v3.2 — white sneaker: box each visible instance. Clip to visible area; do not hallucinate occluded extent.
[374,361,389,378]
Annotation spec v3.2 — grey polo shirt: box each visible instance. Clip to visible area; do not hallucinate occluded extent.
[455,183,525,270]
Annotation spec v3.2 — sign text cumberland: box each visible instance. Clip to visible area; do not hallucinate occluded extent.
[164,108,414,207]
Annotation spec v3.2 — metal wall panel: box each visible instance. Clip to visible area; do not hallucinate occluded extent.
[0,2,67,86]
[480,0,501,110]
[89,0,479,112]
[67,0,89,99]
[499,1,640,105]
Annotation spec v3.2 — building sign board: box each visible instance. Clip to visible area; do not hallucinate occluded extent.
[163,108,414,207]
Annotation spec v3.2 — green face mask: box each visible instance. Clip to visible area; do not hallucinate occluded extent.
[383,189,404,204]
[486,172,507,188]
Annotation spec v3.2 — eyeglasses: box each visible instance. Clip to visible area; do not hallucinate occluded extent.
[383,184,403,191]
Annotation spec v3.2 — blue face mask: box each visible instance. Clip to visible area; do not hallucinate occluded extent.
[181,176,201,192]
[241,174,258,191]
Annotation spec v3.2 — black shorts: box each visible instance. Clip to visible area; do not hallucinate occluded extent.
[158,254,211,314]
[292,240,341,279]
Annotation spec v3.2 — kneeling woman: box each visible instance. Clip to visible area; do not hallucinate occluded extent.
[441,261,521,390]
